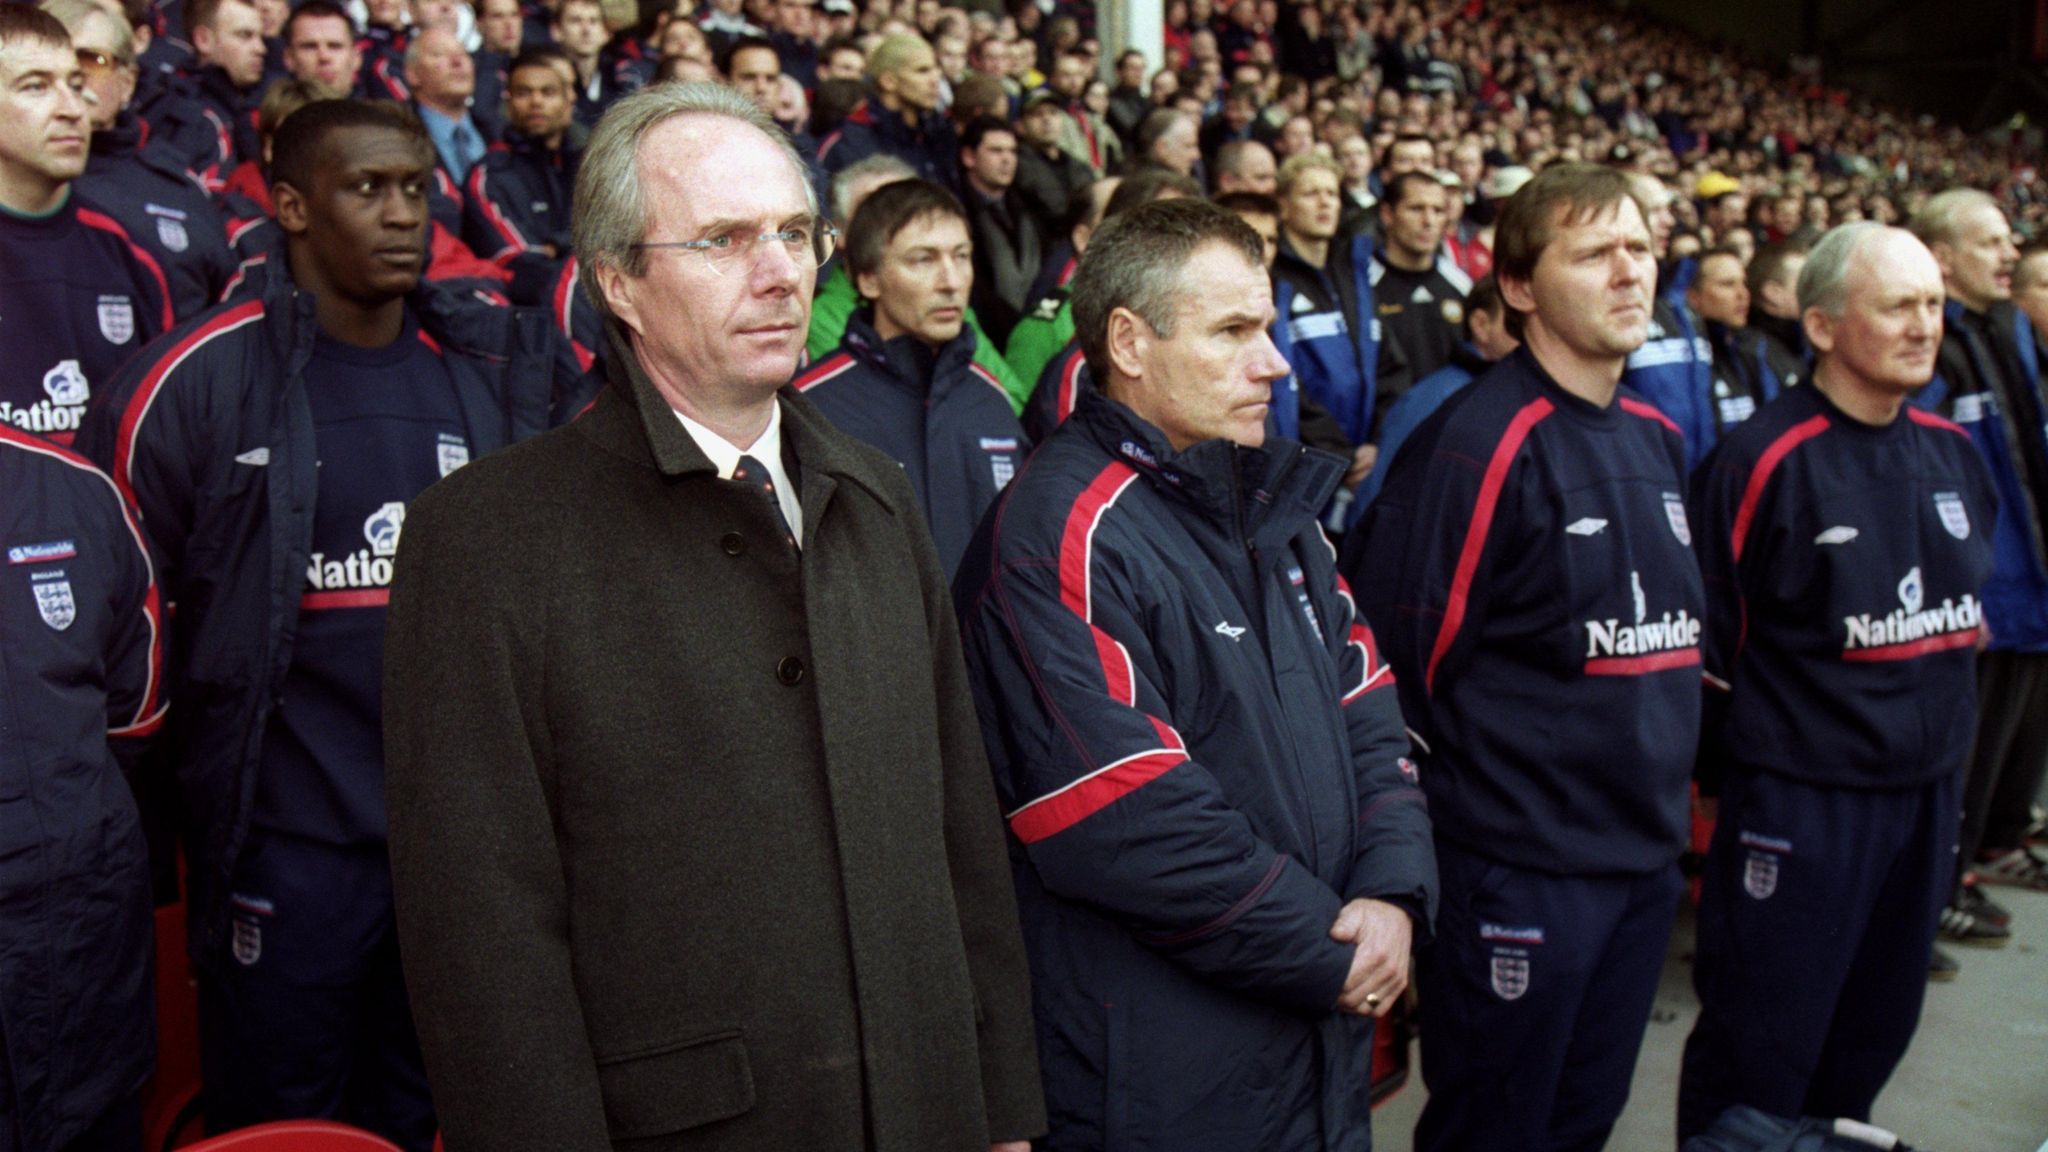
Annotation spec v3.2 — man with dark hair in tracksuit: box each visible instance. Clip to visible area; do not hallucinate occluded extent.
[77,99,582,1149]
[1678,224,1996,1139]
[794,179,1028,578]
[0,6,171,447]
[0,427,165,1152]
[1346,164,1702,1152]
[956,197,1435,1152]
[463,47,580,304]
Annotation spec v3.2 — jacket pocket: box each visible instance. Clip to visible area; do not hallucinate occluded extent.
[595,1029,754,1140]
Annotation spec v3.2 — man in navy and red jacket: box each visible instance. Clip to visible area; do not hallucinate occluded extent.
[463,46,578,303]
[1346,164,1703,1152]
[794,179,1027,578]
[819,33,958,191]
[1678,224,1996,1139]
[78,100,584,1150]
[0,7,171,447]
[956,198,1433,1152]
[1,423,166,1152]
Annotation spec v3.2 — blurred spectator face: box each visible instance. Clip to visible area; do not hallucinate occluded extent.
[1686,251,1748,327]
[823,42,865,80]
[1867,196,1898,224]
[935,33,967,81]
[1149,113,1199,176]
[881,39,943,112]
[1084,78,1109,117]
[1771,193,1802,235]
[1507,196,1655,363]
[1018,100,1062,148]
[413,0,460,34]
[253,0,289,37]
[198,0,267,87]
[1805,231,1944,396]
[1116,50,1144,88]
[1381,178,1450,266]
[1756,252,1804,319]
[1215,141,1274,195]
[2011,250,2048,336]
[1337,135,1371,188]
[1274,114,1313,160]
[777,0,815,38]
[858,210,973,345]
[1280,166,1340,243]
[1189,28,1217,65]
[1225,205,1278,267]
[1805,194,1829,231]
[1630,175,1675,259]
[1724,227,1754,265]
[1934,200,2019,312]
[774,74,807,124]
[363,0,404,28]
[1707,192,1745,235]
[962,123,1016,194]
[1450,142,1482,193]
[659,19,710,61]
[554,0,610,60]
[1005,39,1033,80]
[1149,67,1177,103]
[728,44,780,111]
[480,0,525,54]
[68,13,137,130]
[1050,53,1088,100]
[1471,295,1518,361]
[507,60,572,142]
[406,28,475,110]
[1384,137,1434,177]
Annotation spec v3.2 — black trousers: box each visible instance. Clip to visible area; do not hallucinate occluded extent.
[1958,650,2048,871]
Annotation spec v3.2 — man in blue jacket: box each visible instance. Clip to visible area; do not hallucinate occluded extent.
[78,99,583,1149]
[955,197,1435,1152]
[1911,188,2048,935]
[1,425,165,1152]
[795,178,1027,578]
[818,33,958,191]
[1347,164,1703,1152]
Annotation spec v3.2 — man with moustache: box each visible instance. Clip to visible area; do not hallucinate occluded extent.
[382,83,1045,1152]
[1347,164,1704,1152]
[1679,222,1995,1139]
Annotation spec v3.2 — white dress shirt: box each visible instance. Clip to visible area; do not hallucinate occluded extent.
[673,400,803,546]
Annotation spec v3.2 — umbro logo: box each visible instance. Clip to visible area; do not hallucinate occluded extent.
[1565,517,1608,536]
[1214,621,1247,641]
[1815,526,1859,545]
[234,447,270,466]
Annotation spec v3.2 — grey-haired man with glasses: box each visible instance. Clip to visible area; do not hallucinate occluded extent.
[382,82,1047,1152]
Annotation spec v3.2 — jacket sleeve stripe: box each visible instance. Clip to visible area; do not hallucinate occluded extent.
[1006,746,1189,844]
[0,428,166,734]
[1058,462,1141,705]
[1424,395,1553,694]
[793,353,857,392]
[1057,350,1086,424]
[1322,541,1394,703]
[1731,413,1830,564]
[114,300,267,508]
[1905,406,1973,440]
[77,208,175,332]
[470,167,530,255]
[1619,395,1682,436]
[969,362,1008,399]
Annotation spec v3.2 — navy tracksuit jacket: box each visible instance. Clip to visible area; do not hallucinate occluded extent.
[953,390,1436,1152]
[817,98,961,191]
[462,133,580,305]
[75,113,236,321]
[1678,385,1996,1136]
[793,311,1027,578]
[0,428,163,1152]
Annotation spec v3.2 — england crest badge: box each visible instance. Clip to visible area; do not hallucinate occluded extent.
[1490,952,1530,1000]
[152,211,190,252]
[436,434,470,477]
[97,295,135,344]
[1663,492,1692,545]
[1934,491,1970,540]
[31,574,76,630]
[232,917,262,965]
[1743,850,1778,900]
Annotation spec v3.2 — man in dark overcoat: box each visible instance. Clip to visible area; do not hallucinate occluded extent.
[381,82,1046,1152]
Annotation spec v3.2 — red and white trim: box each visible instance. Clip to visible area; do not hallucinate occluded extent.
[793,351,856,392]
[114,299,267,509]
[1425,396,1553,694]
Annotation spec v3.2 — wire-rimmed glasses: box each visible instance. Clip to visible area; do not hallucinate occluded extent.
[633,218,839,276]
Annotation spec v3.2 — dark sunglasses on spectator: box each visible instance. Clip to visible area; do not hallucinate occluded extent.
[75,48,134,75]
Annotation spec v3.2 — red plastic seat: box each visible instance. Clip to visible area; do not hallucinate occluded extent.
[177,1120,404,1151]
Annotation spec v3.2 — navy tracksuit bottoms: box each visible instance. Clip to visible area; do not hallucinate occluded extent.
[1678,768,1958,1140]
[1415,842,1684,1152]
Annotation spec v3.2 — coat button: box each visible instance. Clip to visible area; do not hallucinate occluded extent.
[776,656,806,685]
[720,532,745,556]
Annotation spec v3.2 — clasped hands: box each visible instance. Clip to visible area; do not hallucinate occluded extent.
[1330,897,1411,1018]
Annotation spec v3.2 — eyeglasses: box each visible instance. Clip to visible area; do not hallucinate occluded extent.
[75,48,134,76]
[633,219,839,276]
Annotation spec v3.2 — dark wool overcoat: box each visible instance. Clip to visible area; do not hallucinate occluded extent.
[383,327,1046,1151]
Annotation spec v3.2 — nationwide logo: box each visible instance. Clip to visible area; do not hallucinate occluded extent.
[303,501,407,606]
[3,362,91,437]
[8,539,76,564]
[1841,566,1981,661]
[1583,569,1701,674]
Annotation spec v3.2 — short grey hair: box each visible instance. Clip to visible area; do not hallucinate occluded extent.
[1797,221,1888,317]
[829,153,915,227]
[572,82,816,321]
[1072,197,1268,385]
[1909,187,2002,250]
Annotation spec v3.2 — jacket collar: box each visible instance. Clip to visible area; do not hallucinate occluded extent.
[842,308,977,398]
[1068,388,1342,548]
[590,320,906,514]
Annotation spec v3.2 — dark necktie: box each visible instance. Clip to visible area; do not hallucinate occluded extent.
[732,454,797,550]
[451,121,481,178]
